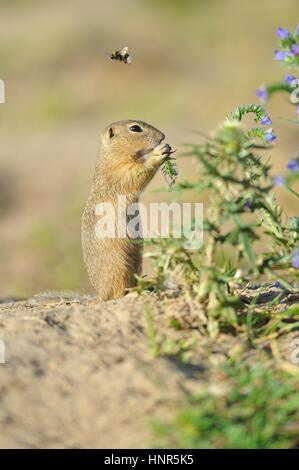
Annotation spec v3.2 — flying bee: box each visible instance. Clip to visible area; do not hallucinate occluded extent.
[109,46,132,64]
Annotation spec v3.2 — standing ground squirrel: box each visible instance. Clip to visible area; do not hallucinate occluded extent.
[81,120,171,301]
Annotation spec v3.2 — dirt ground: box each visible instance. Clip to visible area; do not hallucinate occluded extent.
[0,289,298,449]
[0,293,199,448]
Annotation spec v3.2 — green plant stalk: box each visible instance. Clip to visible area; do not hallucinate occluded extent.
[144,301,160,358]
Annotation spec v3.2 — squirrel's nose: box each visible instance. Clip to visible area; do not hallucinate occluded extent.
[159,132,165,143]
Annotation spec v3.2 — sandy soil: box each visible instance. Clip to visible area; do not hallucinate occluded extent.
[0,293,197,448]
[0,290,298,449]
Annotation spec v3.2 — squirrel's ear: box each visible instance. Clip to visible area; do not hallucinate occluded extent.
[102,126,115,145]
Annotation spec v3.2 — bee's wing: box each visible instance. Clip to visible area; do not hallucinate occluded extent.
[126,54,133,64]
[120,46,129,56]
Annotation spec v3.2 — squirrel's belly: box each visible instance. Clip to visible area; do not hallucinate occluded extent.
[81,212,142,300]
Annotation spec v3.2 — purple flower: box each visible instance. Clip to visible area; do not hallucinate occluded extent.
[264,129,277,143]
[276,27,290,39]
[291,44,299,56]
[260,115,272,126]
[256,87,268,102]
[297,106,299,115]
[287,159,299,171]
[244,200,253,209]
[273,175,285,188]
[285,75,297,85]
[273,175,285,187]
[274,281,283,289]
[275,50,288,61]
[293,249,299,269]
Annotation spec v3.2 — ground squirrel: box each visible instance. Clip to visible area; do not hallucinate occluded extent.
[81,120,170,301]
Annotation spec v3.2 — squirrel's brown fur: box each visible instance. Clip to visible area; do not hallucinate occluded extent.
[81,120,168,301]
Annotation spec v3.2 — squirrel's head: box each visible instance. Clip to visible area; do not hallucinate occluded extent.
[100,120,165,161]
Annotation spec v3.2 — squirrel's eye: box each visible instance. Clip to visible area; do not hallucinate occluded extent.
[129,125,143,133]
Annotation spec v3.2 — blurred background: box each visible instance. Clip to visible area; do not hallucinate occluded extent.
[0,0,298,298]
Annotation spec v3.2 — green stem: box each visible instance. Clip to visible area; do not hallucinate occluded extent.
[285,184,299,199]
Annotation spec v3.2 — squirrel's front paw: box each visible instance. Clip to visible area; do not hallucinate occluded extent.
[152,143,171,163]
